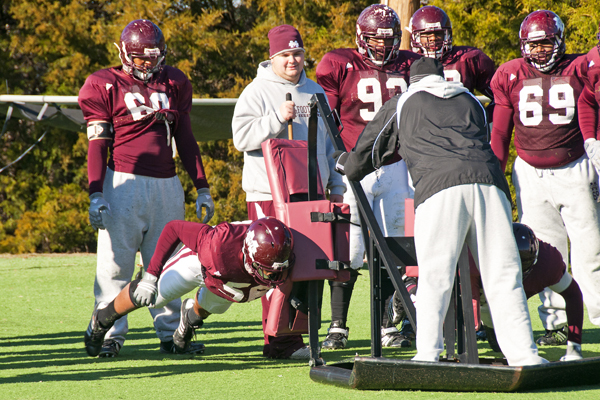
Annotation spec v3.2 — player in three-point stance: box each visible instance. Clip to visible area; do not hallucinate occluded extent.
[84,217,294,357]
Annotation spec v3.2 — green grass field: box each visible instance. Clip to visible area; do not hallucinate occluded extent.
[1,253,600,399]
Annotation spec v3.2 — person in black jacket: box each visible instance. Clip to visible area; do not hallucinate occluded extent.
[334,57,546,366]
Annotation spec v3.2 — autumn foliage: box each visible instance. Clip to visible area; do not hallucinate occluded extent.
[0,0,599,252]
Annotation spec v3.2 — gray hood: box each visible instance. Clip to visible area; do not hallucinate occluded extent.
[407,74,468,99]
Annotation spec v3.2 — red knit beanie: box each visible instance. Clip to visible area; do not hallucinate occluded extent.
[268,25,305,58]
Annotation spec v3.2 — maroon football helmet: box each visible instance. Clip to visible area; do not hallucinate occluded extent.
[512,223,539,273]
[355,4,402,66]
[115,19,166,82]
[519,10,565,72]
[409,6,453,60]
[243,217,294,287]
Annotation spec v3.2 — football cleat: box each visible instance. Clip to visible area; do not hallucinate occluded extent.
[483,325,502,353]
[536,327,568,346]
[399,318,416,341]
[173,298,204,353]
[84,302,110,357]
[381,326,412,348]
[321,321,349,350]
[160,339,205,355]
[289,345,312,360]
[560,341,583,362]
[99,339,122,358]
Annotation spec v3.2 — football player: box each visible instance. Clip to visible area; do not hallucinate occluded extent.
[480,223,583,361]
[575,22,600,333]
[316,4,420,350]
[84,217,294,357]
[490,10,600,346]
[79,19,214,357]
[408,6,495,103]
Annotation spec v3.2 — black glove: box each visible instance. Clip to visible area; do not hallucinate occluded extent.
[332,150,348,175]
[154,110,175,123]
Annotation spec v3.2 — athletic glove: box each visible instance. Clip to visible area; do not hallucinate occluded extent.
[89,192,110,230]
[584,138,600,172]
[133,271,158,307]
[333,150,348,175]
[196,187,215,224]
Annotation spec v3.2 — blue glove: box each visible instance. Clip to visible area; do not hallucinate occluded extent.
[89,192,110,230]
[196,188,215,224]
[133,271,158,307]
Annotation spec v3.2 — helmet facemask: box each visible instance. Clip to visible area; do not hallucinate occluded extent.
[355,4,402,67]
[357,29,401,66]
[242,217,294,287]
[115,19,167,82]
[411,28,452,59]
[519,10,566,73]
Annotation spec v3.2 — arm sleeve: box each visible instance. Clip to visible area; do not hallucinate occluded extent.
[577,86,598,141]
[321,118,346,196]
[88,140,110,194]
[344,96,399,181]
[474,51,496,101]
[146,220,211,277]
[173,78,209,190]
[490,105,515,171]
[231,84,287,152]
[316,55,341,111]
[174,113,209,190]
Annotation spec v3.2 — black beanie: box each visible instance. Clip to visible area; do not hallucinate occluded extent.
[409,57,444,84]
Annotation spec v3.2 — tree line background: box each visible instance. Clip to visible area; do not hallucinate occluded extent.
[0,0,598,253]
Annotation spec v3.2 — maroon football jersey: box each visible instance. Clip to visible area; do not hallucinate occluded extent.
[491,55,587,168]
[150,221,270,303]
[316,48,420,152]
[442,46,495,99]
[79,66,206,186]
[523,240,567,298]
[581,46,600,98]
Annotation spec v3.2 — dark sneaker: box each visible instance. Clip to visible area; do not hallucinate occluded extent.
[173,298,203,353]
[476,328,487,342]
[381,327,411,348]
[483,325,502,353]
[536,327,568,346]
[399,318,416,341]
[84,302,110,357]
[388,291,406,326]
[99,339,122,358]
[321,321,349,350]
[160,339,205,355]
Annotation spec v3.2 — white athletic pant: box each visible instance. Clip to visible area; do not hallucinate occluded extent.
[153,246,233,314]
[412,184,545,366]
[95,169,184,345]
[343,160,412,269]
[513,155,600,328]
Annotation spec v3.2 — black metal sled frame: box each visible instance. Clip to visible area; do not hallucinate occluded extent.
[304,93,600,392]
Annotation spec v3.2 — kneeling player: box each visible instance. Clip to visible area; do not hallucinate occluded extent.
[480,223,583,361]
[84,217,294,357]
[390,222,584,361]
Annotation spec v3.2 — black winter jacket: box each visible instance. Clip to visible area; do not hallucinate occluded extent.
[343,75,510,208]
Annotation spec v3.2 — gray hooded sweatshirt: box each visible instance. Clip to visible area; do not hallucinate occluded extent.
[232,60,345,202]
[343,74,510,208]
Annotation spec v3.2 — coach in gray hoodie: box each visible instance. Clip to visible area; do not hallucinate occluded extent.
[232,25,345,207]
[231,24,345,360]
[335,57,546,366]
